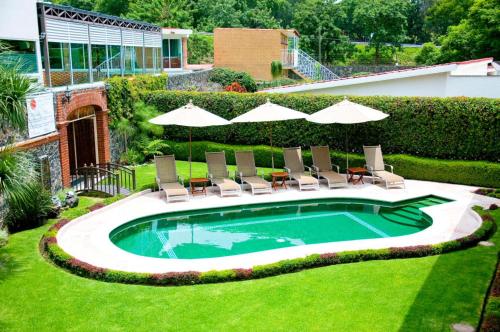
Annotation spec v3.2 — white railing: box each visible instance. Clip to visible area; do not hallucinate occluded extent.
[282,49,338,81]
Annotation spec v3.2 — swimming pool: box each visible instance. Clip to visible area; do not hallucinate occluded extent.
[110,195,450,259]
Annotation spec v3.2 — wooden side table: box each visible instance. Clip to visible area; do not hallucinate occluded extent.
[347,167,367,185]
[271,172,288,191]
[190,178,209,196]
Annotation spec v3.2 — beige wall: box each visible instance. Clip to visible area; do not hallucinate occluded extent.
[214,28,287,81]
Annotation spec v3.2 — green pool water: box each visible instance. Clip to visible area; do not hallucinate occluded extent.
[109,196,450,259]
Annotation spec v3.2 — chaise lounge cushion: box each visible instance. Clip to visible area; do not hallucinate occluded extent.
[242,176,270,189]
[212,178,241,191]
[291,173,319,185]
[160,182,188,197]
[373,171,404,185]
[319,171,346,184]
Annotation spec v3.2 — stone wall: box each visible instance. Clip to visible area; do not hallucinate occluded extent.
[167,70,222,92]
[26,140,62,193]
[109,129,126,163]
[325,65,416,78]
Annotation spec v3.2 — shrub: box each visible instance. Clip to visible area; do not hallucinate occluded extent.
[209,68,257,92]
[224,82,247,93]
[271,60,283,79]
[162,140,500,187]
[4,181,53,232]
[141,91,500,162]
[257,78,300,90]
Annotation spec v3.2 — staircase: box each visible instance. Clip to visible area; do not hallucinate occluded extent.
[93,52,121,80]
[282,49,338,81]
[70,162,136,196]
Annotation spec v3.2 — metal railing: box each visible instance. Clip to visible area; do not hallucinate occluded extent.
[282,49,339,81]
[71,163,135,196]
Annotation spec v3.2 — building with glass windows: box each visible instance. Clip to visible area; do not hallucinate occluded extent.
[0,0,173,192]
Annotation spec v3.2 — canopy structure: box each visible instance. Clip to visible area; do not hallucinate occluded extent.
[149,100,231,178]
[306,97,389,170]
[231,98,308,170]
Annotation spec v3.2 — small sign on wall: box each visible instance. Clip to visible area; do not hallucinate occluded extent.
[26,92,56,138]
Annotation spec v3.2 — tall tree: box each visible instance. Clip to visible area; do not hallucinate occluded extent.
[406,0,435,43]
[424,0,474,38]
[94,0,130,17]
[439,0,500,61]
[352,0,409,64]
[194,0,245,32]
[51,0,95,10]
[127,0,194,28]
[243,0,280,28]
[292,0,353,63]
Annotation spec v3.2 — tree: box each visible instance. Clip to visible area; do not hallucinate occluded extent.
[415,42,440,65]
[352,0,409,64]
[94,0,130,16]
[127,0,194,28]
[292,0,354,64]
[424,0,474,38]
[187,34,214,64]
[406,0,434,43]
[194,0,245,32]
[52,0,95,10]
[438,0,500,62]
[243,1,280,29]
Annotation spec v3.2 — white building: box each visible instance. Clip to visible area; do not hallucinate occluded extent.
[262,58,500,98]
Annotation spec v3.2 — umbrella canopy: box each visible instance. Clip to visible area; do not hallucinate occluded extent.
[149,100,231,127]
[149,100,231,179]
[231,98,308,170]
[306,97,389,172]
[306,97,389,124]
[231,98,307,123]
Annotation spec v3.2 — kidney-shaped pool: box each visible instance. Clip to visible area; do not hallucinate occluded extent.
[109,195,450,259]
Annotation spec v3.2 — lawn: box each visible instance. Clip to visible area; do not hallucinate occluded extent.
[0,191,498,331]
[133,160,275,190]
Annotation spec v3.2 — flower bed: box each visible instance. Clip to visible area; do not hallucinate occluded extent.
[40,210,497,286]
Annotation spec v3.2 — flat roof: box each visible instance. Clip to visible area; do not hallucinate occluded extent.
[39,2,161,32]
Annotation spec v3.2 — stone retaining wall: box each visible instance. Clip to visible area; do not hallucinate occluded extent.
[166,70,222,92]
[325,65,417,78]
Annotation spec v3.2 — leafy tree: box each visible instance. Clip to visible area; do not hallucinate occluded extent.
[438,0,500,62]
[352,0,409,64]
[51,0,95,10]
[187,34,214,64]
[292,0,354,63]
[127,0,194,28]
[406,0,434,43]
[194,0,245,32]
[243,1,280,29]
[415,42,441,65]
[94,0,130,16]
[424,0,474,38]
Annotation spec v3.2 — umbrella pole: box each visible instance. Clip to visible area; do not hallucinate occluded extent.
[345,126,349,172]
[270,125,274,172]
[189,127,192,180]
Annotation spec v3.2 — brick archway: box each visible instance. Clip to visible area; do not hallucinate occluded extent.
[56,88,111,187]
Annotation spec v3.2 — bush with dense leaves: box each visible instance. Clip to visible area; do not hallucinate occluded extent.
[208,68,257,92]
[139,91,500,162]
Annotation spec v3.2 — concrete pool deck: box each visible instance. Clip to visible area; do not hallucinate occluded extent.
[57,179,498,273]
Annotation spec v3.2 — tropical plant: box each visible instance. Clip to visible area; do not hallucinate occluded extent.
[271,60,283,79]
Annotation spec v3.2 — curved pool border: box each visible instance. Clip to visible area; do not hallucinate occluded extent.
[40,180,497,285]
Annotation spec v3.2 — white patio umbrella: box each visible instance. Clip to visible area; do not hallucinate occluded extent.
[230,98,308,170]
[149,100,231,179]
[306,97,389,169]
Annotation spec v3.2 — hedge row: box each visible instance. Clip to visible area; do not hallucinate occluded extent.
[480,261,500,331]
[164,141,500,188]
[40,211,496,287]
[137,91,500,161]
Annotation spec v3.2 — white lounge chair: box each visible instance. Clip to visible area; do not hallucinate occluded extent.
[363,145,405,189]
[235,150,272,195]
[311,146,348,189]
[154,155,189,202]
[283,147,320,191]
[205,151,242,197]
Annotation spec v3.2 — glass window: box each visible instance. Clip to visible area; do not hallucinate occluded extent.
[71,43,89,84]
[91,44,107,81]
[169,39,181,57]
[155,47,162,73]
[162,39,181,68]
[144,47,154,73]
[123,46,134,75]
[48,42,71,86]
[107,45,122,77]
[134,46,144,74]
[0,39,38,73]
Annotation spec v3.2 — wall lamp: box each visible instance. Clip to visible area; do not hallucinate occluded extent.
[62,86,72,104]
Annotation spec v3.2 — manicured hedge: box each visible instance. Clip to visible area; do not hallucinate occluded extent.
[40,210,496,287]
[163,140,500,188]
[480,260,500,331]
[138,91,499,162]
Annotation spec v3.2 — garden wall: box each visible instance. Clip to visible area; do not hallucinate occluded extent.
[138,91,499,162]
[325,65,416,77]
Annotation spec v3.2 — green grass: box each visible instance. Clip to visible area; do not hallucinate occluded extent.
[0,199,498,331]
[134,160,275,190]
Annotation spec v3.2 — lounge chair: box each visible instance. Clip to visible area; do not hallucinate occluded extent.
[205,151,242,197]
[154,155,189,202]
[235,151,272,195]
[363,145,405,189]
[283,147,320,191]
[311,146,348,189]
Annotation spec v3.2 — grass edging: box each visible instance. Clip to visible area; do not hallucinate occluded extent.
[39,209,497,287]
[480,253,500,331]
